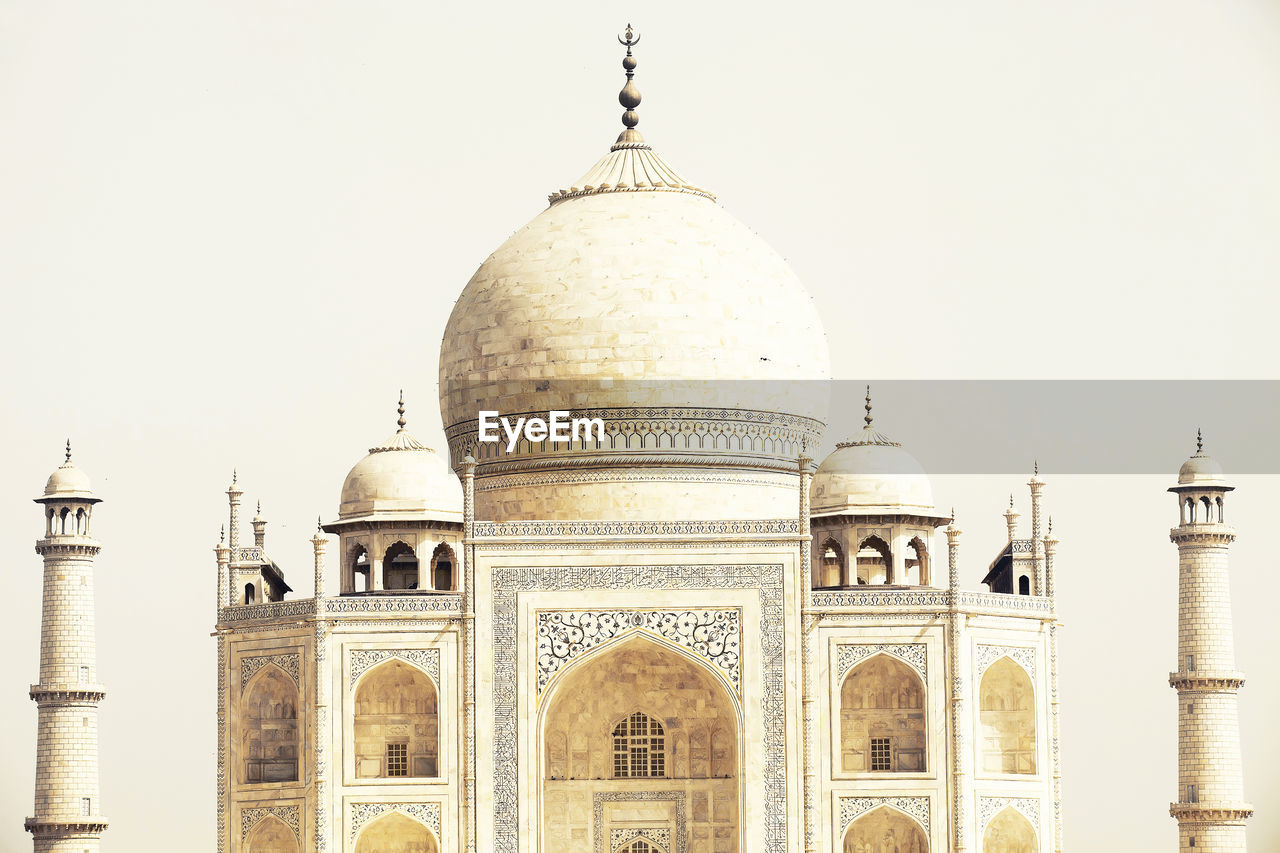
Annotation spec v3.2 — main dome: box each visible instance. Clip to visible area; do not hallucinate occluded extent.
[436,40,830,520]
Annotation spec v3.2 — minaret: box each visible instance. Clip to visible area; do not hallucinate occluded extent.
[1169,431,1252,851]
[26,442,108,852]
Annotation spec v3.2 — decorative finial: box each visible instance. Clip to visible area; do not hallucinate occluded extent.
[232,468,238,485]
[256,499,261,514]
[1009,493,1015,507]
[64,438,72,463]
[397,390,407,430]
[316,516,323,532]
[220,524,225,544]
[1048,516,1054,535]
[1196,428,1203,454]
[1034,460,1039,476]
[864,385,873,427]
[616,24,644,145]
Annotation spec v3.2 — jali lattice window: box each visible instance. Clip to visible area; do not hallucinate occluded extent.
[870,737,892,771]
[612,711,665,778]
[386,742,408,777]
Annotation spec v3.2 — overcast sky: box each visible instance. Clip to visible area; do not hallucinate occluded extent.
[1,2,1277,851]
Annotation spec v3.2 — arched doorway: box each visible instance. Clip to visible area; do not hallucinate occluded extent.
[354,811,438,853]
[245,814,298,853]
[540,636,740,853]
[983,806,1037,852]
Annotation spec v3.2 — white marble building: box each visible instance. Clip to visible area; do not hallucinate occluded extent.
[206,32,1073,853]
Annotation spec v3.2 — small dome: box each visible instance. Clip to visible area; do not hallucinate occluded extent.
[810,397,943,518]
[338,399,463,523]
[1174,430,1231,488]
[38,442,98,502]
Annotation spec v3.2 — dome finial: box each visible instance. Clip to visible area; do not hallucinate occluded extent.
[397,390,407,431]
[615,24,644,146]
[1196,427,1203,454]
[864,385,874,427]
[64,438,72,463]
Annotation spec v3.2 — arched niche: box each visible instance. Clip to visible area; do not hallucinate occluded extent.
[241,666,299,783]
[842,805,928,853]
[839,654,926,773]
[540,635,740,853]
[979,657,1036,775]
[354,811,438,853]
[353,659,439,778]
[245,814,299,853]
[350,545,370,593]
[983,806,1037,852]
[616,839,668,853]
[906,536,929,586]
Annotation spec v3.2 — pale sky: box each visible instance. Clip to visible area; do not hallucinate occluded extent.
[1,2,1277,851]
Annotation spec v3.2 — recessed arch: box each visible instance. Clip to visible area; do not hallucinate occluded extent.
[429,542,456,591]
[240,665,299,783]
[839,653,926,773]
[856,534,892,584]
[353,658,439,778]
[819,538,845,588]
[350,544,370,593]
[906,536,930,586]
[615,838,669,853]
[540,633,740,852]
[983,805,1038,852]
[244,814,298,853]
[979,657,1037,775]
[843,804,928,853]
[383,540,419,590]
[353,810,439,853]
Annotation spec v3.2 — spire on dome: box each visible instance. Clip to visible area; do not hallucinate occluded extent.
[369,392,429,453]
[616,24,643,147]
[547,26,714,204]
[836,385,901,448]
[65,439,72,463]
[1196,428,1203,454]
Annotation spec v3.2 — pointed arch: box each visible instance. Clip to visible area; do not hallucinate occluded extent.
[240,664,299,783]
[979,657,1037,775]
[906,536,930,586]
[383,540,419,590]
[353,810,439,853]
[350,544,370,593]
[856,534,892,584]
[819,537,845,588]
[983,805,1038,852]
[245,814,298,853]
[540,633,740,851]
[353,658,439,778]
[843,804,929,853]
[839,653,926,773]
[615,838,669,853]
[429,542,456,591]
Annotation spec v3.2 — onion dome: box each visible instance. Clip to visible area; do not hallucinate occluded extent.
[1174,429,1232,489]
[811,390,943,518]
[437,27,830,521]
[338,394,463,522]
[37,440,99,503]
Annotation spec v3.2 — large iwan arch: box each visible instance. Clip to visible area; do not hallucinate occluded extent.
[978,657,1036,775]
[240,665,299,784]
[539,634,741,853]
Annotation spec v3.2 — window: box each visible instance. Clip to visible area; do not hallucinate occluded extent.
[78,666,89,684]
[612,712,665,778]
[1186,654,1194,671]
[1186,784,1198,803]
[870,737,892,771]
[1187,703,1194,716]
[80,798,90,816]
[386,742,408,777]
[1190,838,1196,848]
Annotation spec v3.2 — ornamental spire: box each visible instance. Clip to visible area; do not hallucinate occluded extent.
[65,438,72,463]
[616,24,644,147]
[864,385,874,427]
[1196,427,1203,454]
[397,389,407,431]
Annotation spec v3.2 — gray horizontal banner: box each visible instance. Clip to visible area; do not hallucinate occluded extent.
[440,380,1279,474]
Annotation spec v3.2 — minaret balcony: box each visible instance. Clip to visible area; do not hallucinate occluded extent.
[1168,671,1245,690]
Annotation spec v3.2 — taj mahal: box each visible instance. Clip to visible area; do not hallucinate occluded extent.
[21,27,1253,853]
